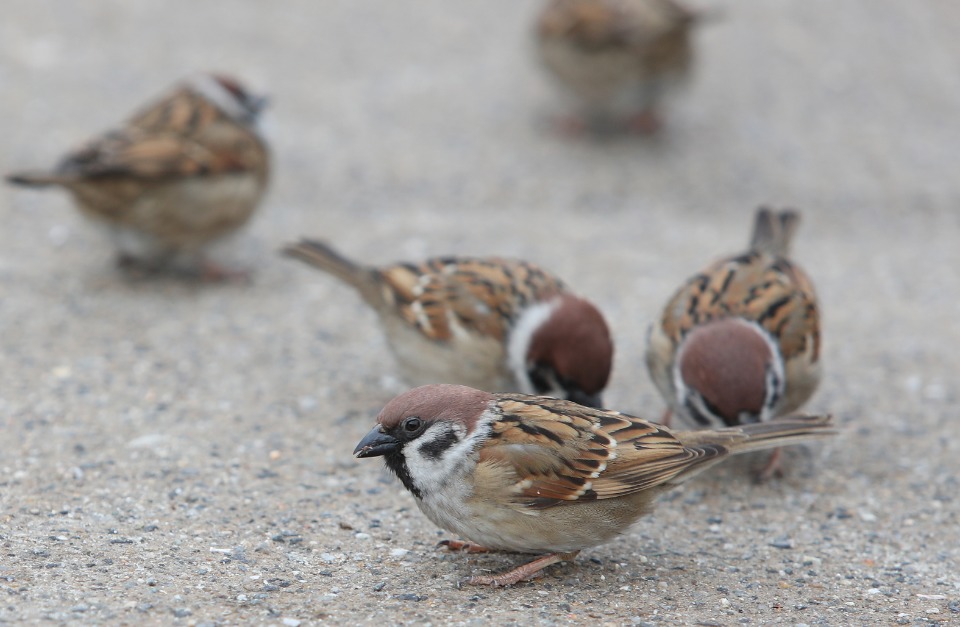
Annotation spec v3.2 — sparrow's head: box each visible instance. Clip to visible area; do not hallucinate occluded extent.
[515,295,613,408]
[353,384,494,498]
[673,318,784,427]
[188,73,268,125]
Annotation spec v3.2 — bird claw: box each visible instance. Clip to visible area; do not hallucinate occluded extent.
[754,447,784,483]
[463,551,579,587]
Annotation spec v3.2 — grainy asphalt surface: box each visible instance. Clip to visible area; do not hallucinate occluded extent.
[1,1,959,625]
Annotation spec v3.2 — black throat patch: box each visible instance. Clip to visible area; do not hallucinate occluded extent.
[383,451,421,500]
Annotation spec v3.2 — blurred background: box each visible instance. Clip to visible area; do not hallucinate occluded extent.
[1,1,958,623]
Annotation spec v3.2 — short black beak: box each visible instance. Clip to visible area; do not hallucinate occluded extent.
[566,388,603,409]
[353,426,400,458]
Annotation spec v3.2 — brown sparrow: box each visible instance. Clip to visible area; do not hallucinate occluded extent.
[284,239,613,407]
[6,73,270,278]
[535,0,697,133]
[354,384,836,586]
[645,208,822,475]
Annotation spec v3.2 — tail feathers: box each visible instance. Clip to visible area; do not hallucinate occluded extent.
[282,238,382,304]
[6,171,71,188]
[679,413,836,457]
[749,206,800,257]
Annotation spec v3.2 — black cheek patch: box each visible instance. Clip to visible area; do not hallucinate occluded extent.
[417,430,460,460]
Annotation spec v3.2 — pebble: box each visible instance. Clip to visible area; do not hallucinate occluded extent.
[770,536,794,549]
[282,619,302,627]
[389,548,409,558]
[395,593,425,602]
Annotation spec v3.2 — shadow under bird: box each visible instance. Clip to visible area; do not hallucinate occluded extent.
[354,384,836,586]
[284,239,613,407]
[646,207,822,477]
[6,73,270,279]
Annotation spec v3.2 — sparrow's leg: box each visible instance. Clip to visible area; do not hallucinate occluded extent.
[755,447,783,482]
[467,551,580,587]
[198,258,251,284]
[627,109,662,135]
[438,540,492,554]
[545,114,588,137]
[659,407,673,428]
[116,252,166,279]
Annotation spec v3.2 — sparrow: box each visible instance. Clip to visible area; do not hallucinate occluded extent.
[645,208,821,476]
[535,0,697,134]
[283,239,613,407]
[354,384,836,586]
[6,73,270,279]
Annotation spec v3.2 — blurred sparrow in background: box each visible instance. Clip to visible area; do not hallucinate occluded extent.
[536,0,698,134]
[7,73,270,279]
[284,239,613,406]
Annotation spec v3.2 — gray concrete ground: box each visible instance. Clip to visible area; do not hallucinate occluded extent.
[1,1,959,624]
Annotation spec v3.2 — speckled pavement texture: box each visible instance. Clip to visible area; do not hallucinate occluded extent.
[1,1,958,625]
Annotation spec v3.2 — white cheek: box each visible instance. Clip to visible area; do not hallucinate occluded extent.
[506,299,561,393]
[404,423,473,495]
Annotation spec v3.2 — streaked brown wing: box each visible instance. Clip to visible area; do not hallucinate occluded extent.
[376,258,567,343]
[540,0,692,57]
[481,395,716,508]
[57,87,263,181]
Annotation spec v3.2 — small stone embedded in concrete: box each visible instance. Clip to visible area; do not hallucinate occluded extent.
[395,593,425,602]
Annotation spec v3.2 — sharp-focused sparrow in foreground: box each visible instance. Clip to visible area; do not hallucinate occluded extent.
[284,239,613,407]
[354,384,835,586]
[645,208,821,475]
[7,73,270,279]
[535,0,697,133]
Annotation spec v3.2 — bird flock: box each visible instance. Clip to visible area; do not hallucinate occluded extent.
[6,0,834,588]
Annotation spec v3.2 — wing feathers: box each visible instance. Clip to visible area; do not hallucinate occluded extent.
[480,395,834,509]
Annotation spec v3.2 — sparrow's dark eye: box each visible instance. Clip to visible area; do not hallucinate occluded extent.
[402,417,423,433]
